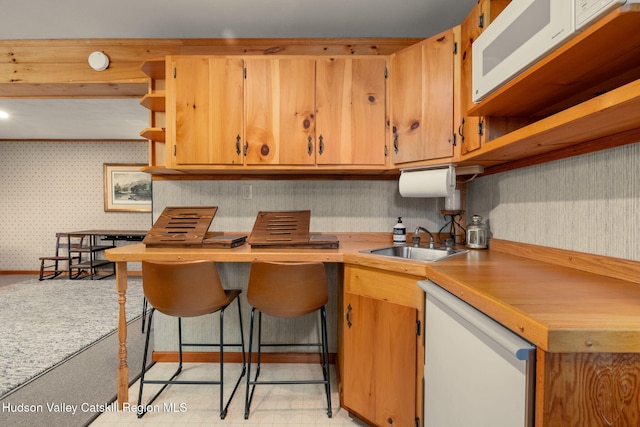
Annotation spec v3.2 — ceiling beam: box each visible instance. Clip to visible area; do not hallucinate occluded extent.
[0,38,422,98]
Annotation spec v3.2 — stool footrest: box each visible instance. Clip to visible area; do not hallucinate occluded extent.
[144,379,222,385]
[249,379,328,385]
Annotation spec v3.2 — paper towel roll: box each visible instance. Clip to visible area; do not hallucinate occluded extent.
[399,168,454,198]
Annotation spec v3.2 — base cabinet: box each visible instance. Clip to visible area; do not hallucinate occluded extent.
[343,293,416,426]
[341,265,424,426]
[538,352,640,426]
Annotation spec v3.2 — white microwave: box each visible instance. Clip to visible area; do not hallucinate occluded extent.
[472,0,639,103]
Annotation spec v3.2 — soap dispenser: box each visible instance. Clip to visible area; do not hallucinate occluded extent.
[393,217,406,244]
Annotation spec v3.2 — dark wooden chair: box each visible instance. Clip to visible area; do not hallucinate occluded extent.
[38,233,83,280]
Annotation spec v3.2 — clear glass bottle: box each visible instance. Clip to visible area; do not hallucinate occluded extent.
[466,215,488,249]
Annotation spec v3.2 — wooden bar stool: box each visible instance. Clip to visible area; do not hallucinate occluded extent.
[138,260,246,419]
[244,261,332,419]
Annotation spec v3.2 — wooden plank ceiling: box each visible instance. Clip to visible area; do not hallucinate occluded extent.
[0,38,422,98]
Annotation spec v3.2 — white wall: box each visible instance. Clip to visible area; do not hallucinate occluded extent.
[0,141,152,270]
[467,141,640,262]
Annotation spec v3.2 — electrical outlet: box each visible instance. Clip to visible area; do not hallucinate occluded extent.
[242,184,252,200]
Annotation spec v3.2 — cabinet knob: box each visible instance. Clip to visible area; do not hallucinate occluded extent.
[235,135,241,155]
[307,135,313,156]
[319,135,324,155]
[346,304,353,328]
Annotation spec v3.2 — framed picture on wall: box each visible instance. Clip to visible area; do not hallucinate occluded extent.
[103,164,152,212]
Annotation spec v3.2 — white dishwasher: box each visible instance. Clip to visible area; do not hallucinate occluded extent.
[418,280,536,427]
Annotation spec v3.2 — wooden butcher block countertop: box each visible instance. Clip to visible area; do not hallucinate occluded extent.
[107,233,640,354]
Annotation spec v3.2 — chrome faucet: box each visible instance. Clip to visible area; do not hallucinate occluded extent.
[413,226,435,248]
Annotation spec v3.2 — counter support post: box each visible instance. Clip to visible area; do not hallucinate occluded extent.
[115,261,129,408]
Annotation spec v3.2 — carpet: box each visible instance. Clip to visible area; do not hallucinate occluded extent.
[0,278,144,397]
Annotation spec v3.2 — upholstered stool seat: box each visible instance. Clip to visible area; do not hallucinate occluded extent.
[244,261,332,419]
[138,260,245,419]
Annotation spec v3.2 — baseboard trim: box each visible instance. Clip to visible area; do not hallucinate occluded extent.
[0,270,41,275]
[0,270,142,277]
[152,351,337,365]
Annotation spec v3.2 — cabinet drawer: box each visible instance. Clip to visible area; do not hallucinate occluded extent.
[345,264,424,310]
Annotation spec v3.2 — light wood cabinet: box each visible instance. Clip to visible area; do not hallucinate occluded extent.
[316,57,387,166]
[245,58,316,165]
[342,265,424,426]
[245,57,388,167]
[461,4,640,172]
[140,4,640,176]
[390,28,455,165]
[457,0,524,157]
[166,56,244,166]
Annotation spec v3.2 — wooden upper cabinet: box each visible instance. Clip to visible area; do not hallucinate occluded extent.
[390,42,422,163]
[316,58,387,166]
[459,1,485,155]
[245,58,316,165]
[167,56,244,165]
[458,0,512,156]
[391,28,455,165]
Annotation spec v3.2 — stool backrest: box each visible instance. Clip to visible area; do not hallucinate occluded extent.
[142,260,229,317]
[247,261,328,318]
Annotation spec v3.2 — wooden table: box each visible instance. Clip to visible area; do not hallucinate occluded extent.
[63,230,147,280]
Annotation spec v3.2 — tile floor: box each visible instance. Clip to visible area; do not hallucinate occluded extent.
[91,362,368,426]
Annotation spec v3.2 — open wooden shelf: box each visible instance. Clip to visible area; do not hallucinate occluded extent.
[469,6,640,118]
[140,93,166,111]
[140,58,166,80]
[140,127,166,142]
[462,79,640,167]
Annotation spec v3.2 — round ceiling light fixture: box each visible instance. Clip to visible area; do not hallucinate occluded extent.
[88,51,110,71]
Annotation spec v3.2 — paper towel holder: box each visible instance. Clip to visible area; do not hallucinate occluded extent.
[400,164,484,176]
[400,164,484,184]
[399,165,456,199]
[399,164,455,187]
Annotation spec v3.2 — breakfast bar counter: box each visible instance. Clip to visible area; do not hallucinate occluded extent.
[105,232,395,407]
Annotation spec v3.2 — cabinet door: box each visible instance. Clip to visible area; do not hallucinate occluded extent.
[391,29,455,164]
[245,58,316,165]
[459,0,512,156]
[423,29,455,161]
[459,1,484,155]
[390,42,423,163]
[170,56,244,165]
[343,292,417,427]
[316,58,387,165]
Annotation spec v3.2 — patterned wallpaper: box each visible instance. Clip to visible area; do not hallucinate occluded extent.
[467,141,640,261]
[4,139,638,269]
[151,179,448,352]
[152,179,445,233]
[0,141,152,271]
